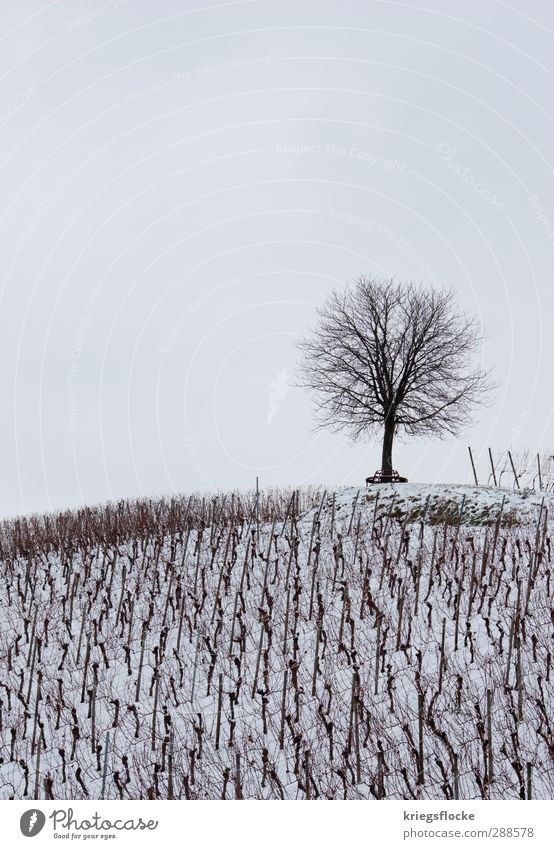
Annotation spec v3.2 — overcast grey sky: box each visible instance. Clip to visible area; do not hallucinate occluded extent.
[1,0,553,516]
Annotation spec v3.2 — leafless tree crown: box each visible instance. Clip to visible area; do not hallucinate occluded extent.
[297,276,494,443]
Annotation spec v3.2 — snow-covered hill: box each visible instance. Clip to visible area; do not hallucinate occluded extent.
[315,483,553,528]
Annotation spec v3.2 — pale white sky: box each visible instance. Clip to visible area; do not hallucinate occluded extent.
[1,0,553,515]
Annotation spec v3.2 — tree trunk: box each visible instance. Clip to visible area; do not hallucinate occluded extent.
[381,418,395,479]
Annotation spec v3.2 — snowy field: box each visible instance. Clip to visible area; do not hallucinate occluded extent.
[0,484,552,800]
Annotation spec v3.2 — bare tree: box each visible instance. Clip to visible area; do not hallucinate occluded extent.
[297,276,494,480]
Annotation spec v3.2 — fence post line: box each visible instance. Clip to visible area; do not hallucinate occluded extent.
[417,693,425,786]
[486,689,494,783]
[33,738,42,800]
[255,476,260,541]
[101,731,110,799]
[377,751,385,799]
[168,732,174,800]
[508,450,520,490]
[453,753,460,800]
